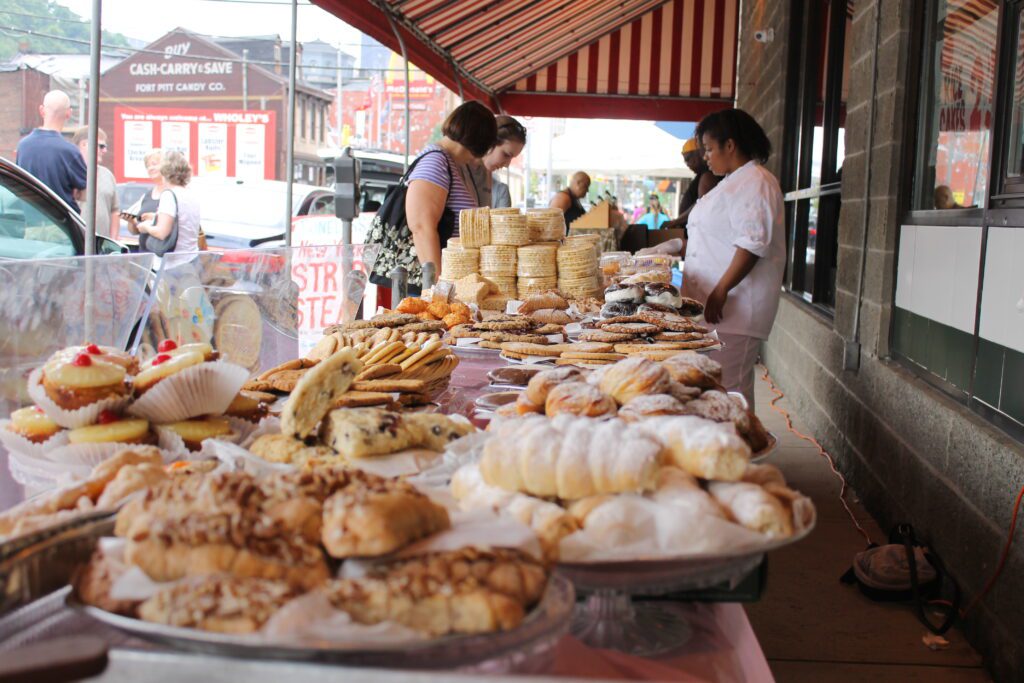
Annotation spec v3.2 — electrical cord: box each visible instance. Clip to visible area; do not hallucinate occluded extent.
[759,366,873,547]
[759,366,1024,619]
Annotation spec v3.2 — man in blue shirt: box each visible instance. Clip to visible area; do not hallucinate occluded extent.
[16,90,87,210]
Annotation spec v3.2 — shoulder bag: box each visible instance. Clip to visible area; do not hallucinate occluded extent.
[139,190,179,256]
[367,149,454,292]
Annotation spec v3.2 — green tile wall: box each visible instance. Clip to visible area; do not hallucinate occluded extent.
[894,308,1024,428]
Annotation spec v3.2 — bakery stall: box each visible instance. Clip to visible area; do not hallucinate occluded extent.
[0,235,807,681]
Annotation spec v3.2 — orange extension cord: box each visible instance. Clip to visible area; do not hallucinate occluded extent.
[759,366,1024,617]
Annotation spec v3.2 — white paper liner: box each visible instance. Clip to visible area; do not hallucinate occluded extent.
[45,441,183,469]
[262,592,426,644]
[128,361,250,423]
[27,368,133,429]
[201,438,293,475]
[8,448,90,489]
[0,418,70,458]
[347,449,444,479]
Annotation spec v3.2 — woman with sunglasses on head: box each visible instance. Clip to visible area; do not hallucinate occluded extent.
[462,115,527,208]
[683,108,785,407]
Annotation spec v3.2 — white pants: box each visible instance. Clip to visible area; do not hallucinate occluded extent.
[708,333,761,407]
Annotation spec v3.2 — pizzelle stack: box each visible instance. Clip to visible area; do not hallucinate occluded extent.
[440,207,600,302]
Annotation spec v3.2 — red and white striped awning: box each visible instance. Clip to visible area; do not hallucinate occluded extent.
[313,0,738,120]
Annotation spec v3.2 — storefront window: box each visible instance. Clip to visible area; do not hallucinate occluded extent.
[782,0,849,308]
[913,0,998,210]
[1005,11,1024,179]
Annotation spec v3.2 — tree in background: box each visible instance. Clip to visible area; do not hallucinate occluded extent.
[0,0,134,60]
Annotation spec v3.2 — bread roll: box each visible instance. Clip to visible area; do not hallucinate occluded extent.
[618,394,687,422]
[525,366,584,405]
[544,382,617,418]
[661,352,722,388]
[598,356,670,405]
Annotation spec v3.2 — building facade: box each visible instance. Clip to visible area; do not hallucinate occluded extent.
[734,1,1024,680]
[98,28,332,184]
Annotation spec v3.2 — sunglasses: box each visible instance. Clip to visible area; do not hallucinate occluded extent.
[98,143,108,150]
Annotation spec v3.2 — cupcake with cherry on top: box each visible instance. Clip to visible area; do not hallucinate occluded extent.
[133,350,207,395]
[40,349,131,411]
[48,343,140,375]
[67,411,156,446]
[6,406,62,444]
[155,339,218,362]
[159,417,233,451]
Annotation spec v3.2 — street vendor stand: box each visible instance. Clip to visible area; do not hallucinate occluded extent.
[0,247,784,682]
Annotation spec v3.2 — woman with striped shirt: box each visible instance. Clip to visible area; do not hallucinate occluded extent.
[405,101,496,280]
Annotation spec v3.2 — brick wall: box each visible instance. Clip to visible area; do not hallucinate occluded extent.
[735,0,790,181]
[0,68,49,159]
[736,1,1024,680]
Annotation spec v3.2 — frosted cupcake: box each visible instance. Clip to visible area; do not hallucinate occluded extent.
[133,351,206,395]
[5,406,61,444]
[41,351,131,411]
[68,413,156,446]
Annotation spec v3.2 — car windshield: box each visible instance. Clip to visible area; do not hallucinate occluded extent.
[0,174,76,259]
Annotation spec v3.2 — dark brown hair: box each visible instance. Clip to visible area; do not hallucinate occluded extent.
[495,115,527,145]
[696,108,772,164]
[442,100,497,158]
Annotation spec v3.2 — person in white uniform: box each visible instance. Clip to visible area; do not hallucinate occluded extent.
[683,109,786,406]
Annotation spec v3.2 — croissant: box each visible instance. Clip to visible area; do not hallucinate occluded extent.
[637,416,750,481]
[707,481,793,538]
[452,464,578,559]
[598,356,670,405]
[479,415,661,500]
[544,382,618,418]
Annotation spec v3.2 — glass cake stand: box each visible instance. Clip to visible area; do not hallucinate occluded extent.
[557,520,813,657]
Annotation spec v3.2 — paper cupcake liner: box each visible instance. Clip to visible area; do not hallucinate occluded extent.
[27,368,134,429]
[128,361,250,423]
[154,425,236,457]
[45,441,182,469]
[0,419,70,458]
[7,448,90,490]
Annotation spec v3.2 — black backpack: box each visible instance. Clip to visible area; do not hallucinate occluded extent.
[367,149,455,293]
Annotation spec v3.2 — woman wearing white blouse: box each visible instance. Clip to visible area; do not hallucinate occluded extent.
[683,109,786,406]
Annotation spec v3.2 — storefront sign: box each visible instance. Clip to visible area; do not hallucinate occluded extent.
[113,107,275,182]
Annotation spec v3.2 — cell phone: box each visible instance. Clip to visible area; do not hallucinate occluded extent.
[120,211,139,221]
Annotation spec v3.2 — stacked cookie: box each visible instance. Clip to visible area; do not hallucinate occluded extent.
[448,314,566,349]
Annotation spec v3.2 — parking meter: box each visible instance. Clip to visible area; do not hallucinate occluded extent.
[333,147,360,245]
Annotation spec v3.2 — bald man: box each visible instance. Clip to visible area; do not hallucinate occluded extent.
[16,90,87,210]
[549,171,590,230]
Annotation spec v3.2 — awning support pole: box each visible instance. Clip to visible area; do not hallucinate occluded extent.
[386,13,411,170]
[84,0,102,256]
[284,0,298,247]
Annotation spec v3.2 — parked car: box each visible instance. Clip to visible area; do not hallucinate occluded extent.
[187,177,335,250]
[0,157,125,259]
[320,149,404,244]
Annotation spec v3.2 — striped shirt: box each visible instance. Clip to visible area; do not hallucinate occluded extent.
[407,145,478,236]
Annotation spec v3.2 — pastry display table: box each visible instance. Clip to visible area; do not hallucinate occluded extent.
[0,590,771,681]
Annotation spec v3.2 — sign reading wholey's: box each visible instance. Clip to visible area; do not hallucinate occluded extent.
[100,28,294,182]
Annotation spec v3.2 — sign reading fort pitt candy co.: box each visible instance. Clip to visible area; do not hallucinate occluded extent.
[125,39,239,95]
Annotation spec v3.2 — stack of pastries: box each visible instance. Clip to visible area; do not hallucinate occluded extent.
[497,354,771,452]
[452,413,812,560]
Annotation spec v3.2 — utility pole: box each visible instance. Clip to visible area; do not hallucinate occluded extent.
[242,49,249,110]
[336,49,343,147]
[284,0,298,247]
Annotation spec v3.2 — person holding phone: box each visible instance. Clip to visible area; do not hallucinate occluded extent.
[122,149,166,238]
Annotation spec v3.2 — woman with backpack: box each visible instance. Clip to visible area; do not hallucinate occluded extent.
[369,101,497,300]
